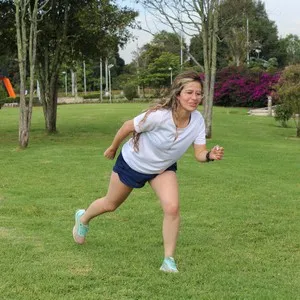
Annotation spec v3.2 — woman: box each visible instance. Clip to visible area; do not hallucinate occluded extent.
[73,70,224,272]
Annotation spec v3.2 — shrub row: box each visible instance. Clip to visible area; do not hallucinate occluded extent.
[0,96,41,108]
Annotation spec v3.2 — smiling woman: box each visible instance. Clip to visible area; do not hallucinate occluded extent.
[72,70,224,273]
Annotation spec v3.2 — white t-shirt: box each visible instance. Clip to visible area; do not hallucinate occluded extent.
[122,109,206,174]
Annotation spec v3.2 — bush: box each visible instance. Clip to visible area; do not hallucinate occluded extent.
[82,92,100,100]
[274,104,293,127]
[0,96,41,108]
[123,84,138,101]
[276,64,300,136]
[214,66,280,107]
[0,97,18,109]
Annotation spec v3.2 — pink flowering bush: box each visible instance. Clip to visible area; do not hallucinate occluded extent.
[214,66,280,107]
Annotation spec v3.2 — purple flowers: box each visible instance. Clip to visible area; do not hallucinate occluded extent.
[213,66,280,107]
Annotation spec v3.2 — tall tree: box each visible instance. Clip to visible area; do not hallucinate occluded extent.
[283,34,300,66]
[190,0,281,68]
[36,0,137,133]
[219,0,278,65]
[139,0,221,138]
[133,31,183,76]
[142,52,180,95]
[14,0,48,148]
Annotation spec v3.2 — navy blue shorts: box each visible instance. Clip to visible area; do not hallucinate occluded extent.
[113,152,177,189]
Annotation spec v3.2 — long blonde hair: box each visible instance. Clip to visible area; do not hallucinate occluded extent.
[132,70,203,151]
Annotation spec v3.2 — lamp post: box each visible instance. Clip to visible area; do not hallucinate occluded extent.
[255,48,261,59]
[168,67,173,85]
[108,64,114,103]
[83,60,86,95]
[100,58,103,101]
[62,71,67,96]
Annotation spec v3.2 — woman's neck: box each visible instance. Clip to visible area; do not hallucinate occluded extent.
[173,109,191,128]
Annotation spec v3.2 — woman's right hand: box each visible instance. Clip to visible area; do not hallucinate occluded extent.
[103,146,117,160]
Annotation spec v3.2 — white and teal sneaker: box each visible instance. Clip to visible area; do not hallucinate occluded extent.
[160,257,179,273]
[73,209,89,244]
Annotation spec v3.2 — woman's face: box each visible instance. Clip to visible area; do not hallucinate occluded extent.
[176,81,202,112]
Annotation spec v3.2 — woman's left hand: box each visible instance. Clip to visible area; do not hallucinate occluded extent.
[210,145,224,160]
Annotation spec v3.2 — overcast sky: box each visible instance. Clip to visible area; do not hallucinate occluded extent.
[119,0,300,64]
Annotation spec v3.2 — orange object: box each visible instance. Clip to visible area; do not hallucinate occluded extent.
[0,75,16,98]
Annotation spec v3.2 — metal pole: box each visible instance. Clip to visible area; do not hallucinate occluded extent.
[100,58,103,101]
[107,64,114,103]
[105,58,108,95]
[169,67,173,85]
[246,18,250,65]
[65,72,67,96]
[109,68,112,103]
[83,60,86,95]
[136,43,140,97]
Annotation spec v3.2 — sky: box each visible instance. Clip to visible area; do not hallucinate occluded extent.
[118,0,300,64]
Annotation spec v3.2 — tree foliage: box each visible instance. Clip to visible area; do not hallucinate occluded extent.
[276,64,300,137]
[281,34,300,66]
[142,52,180,95]
[190,0,281,68]
[35,0,137,132]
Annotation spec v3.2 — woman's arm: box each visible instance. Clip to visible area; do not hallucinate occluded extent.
[104,120,135,159]
[194,144,224,163]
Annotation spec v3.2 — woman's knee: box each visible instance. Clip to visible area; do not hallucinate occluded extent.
[163,203,180,217]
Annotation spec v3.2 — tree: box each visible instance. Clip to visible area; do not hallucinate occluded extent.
[143,52,180,95]
[133,31,184,71]
[283,34,300,66]
[14,0,48,148]
[139,0,221,138]
[276,64,300,137]
[190,0,281,69]
[35,0,137,133]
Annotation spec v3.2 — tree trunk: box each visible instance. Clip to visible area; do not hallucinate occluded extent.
[15,0,40,148]
[39,70,59,133]
[44,93,58,133]
[202,0,219,138]
[36,2,68,133]
[15,0,29,148]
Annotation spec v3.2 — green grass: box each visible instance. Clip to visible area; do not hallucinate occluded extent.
[0,104,299,300]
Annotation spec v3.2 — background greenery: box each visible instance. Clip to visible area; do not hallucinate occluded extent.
[0,104,299,299]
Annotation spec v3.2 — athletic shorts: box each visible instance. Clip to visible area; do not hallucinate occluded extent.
[113,152,177,188]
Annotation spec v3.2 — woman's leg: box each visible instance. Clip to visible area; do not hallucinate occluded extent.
[73,171,133,244]
[82,171,133,224]
[149,171,180,258]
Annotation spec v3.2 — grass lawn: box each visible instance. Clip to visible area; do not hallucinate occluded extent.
[0,103,299,300]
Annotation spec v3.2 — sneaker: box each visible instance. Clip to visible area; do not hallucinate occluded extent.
[73,209,89,244]
[160,257,179,273]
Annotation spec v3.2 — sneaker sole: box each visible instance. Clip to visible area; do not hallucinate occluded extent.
[159,266,179,273]
[73,210,86,244]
